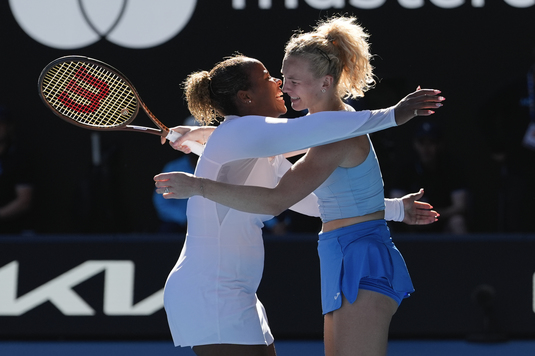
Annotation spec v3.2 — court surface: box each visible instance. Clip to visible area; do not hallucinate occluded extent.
[1,339,534,355]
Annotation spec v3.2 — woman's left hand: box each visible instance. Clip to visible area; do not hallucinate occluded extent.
[402,188,439,225]
[154,172,199,199]
[394,88,445,125]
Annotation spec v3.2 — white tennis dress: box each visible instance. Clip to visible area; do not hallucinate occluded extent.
[163,109,396,347]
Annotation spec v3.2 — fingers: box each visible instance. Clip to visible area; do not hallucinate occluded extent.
[409,88,441,97]
[155,187,170,194]
[154,183,172,196]
[154,173,171,181]
[415,210,440,225]
[412,95,445,109]
[171,143,192,154]
[153,180,166,188]
[408,89,445,107]
[408,188,425,201]
[415,188,424,200]
[168,126,190,135]
[414,201,433,210]
[395,89,445,125]
[169,138,189,152]
[172,136,188,148]
[412,92,445,117]
[154,176,174,198]
[167,126,193,151]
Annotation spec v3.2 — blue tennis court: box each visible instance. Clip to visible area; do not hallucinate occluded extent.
[1,339,534,356]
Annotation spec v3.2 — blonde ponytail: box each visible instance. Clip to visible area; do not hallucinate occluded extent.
[285,15,375,99]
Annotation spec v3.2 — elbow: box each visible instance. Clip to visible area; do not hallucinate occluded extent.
[264,202,287,217]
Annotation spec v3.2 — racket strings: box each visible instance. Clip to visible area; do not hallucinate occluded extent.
[41,61,138,128]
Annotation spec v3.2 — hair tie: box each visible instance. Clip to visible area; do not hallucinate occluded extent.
[326,34,336,45]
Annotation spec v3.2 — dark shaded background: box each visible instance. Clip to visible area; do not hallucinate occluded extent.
[1,1,535,342]
[1,1,535,234]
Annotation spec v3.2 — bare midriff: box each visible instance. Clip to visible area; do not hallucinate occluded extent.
[321,210,385,233]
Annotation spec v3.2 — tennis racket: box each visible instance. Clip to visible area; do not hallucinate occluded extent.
[38,55,204,156]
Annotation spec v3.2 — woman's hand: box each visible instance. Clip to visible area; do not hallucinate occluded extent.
[402,188,440,225]
[394,88,445,125]
[161,126,216,153]
[154,172,200,199]
[160,125,192,146]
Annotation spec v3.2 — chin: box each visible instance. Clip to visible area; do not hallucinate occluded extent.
[291,103,304,112]
[266,108,287,117]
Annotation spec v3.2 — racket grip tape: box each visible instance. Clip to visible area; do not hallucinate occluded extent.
[166,130,205,156]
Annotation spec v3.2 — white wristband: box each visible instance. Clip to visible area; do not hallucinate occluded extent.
[384,198,404,222]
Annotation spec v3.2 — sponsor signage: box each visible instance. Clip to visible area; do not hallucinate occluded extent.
[1,234,534,339]
[8,0,533,50]
[0,260,163,316]
[0,235,180,339]
[232,0,535,9]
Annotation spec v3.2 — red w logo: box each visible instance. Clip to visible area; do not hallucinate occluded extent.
[58,67,110,113]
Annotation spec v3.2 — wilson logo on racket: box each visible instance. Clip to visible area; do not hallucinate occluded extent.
[58,67,110,113]
[38,55,204,156]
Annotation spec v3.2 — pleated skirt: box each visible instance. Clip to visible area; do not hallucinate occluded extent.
[318,219,414,314]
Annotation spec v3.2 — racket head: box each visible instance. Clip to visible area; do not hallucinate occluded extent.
[38,55,141,131]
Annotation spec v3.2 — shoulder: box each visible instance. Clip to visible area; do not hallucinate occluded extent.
[306,140,348,167]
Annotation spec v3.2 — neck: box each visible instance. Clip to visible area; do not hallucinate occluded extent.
[308,97,346,114]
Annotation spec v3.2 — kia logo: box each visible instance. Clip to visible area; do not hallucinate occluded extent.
[9,0,197,49]
[0,260,163,316]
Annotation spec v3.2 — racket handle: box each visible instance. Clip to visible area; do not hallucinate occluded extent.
[166,130,205,156]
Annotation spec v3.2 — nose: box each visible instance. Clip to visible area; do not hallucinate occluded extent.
[281,80,289,93]
[274,77,282,86]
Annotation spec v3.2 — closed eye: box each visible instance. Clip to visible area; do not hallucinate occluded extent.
[282,76,298,86]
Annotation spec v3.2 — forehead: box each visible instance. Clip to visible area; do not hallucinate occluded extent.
[248,60,268,77]
[247,61,271,90]
[281,55,312,77]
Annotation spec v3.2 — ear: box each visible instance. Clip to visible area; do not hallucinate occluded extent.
[321,75,334,92]
[237,90,252,105]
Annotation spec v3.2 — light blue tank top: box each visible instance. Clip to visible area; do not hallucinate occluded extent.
[314,135,385,223]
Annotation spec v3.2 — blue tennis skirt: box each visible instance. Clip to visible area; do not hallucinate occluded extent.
[318,219,414,314]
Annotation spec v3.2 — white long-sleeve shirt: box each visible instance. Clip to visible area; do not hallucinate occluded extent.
[163,108,396,347]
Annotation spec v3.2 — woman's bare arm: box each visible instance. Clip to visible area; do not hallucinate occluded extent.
[154,141,346,215]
